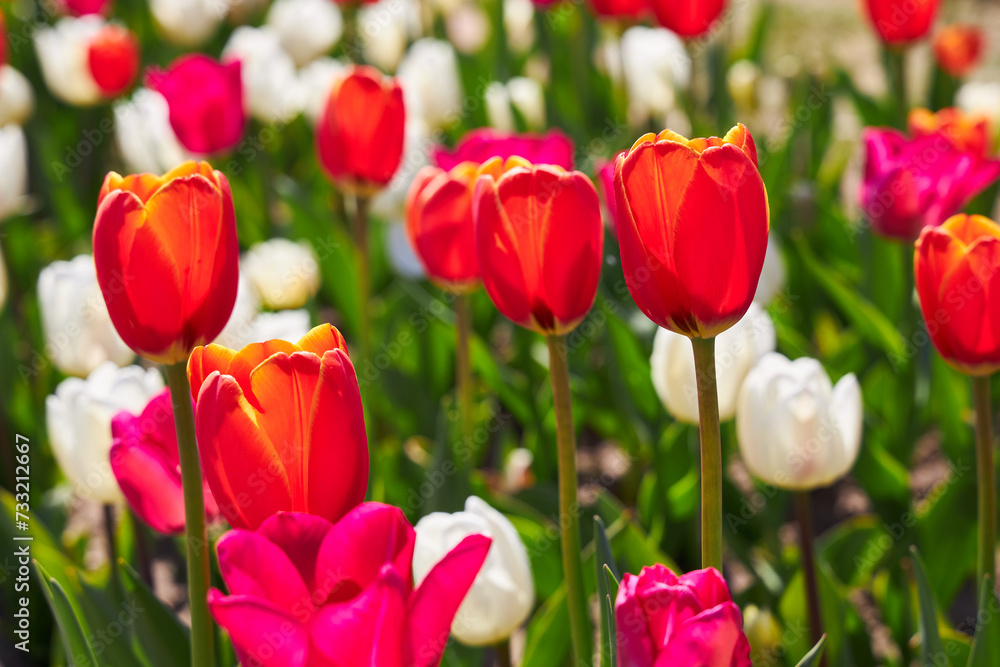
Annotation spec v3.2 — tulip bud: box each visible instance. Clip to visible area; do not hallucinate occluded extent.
[651,0,726,38]
[915,214,1000,376]
[147,55,246,155]
[0,125,28,221]
[617,27,690,129]
[35,17,139,106]
[110,389,221,534]
[113,88,193,176]
[933,25,984,78]
[504,0,536,55]
[727,60,760,112]
[223,26,304,124]
[266,0,343,67]
[485,77,546,131]
[150,0,225,47]
[397,39,463,131]
[863,0,940,45]
[241,238,321,310]
[0,66,36,127]
[38,255,135,377]
[588,0,647,20]
[414,496,535,645]
[46,362,164,503]
[357,0,422,71]
[652,302,775,424]
[59,0,113,16]
[736,353,862,490]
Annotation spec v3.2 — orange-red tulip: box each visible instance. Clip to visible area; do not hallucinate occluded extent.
[93,161,239,364]
[614,124,769,338]
[933,25,984,78]
[406,162,480,291]
[652,0,725,38]
[915,214,1000,376]
[315,65,405,195]
[473,157,604,335]
[863,0,939,45]
[908,107,991,157]
[189,324,368,530]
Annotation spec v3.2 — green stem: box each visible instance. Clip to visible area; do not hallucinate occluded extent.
[496,638,512,667]
[546,334,592,665]
[455,292,474,449]
[794,492,827,667]
[164,362,214,667]
[350,194,371,366]
[886,47,908,128]
[691,336,723,571]
[973,375,996,591]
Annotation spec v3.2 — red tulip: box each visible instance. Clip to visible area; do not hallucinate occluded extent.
[110,389,220,534]
[652,0,726,38]
[147,54,245,155]
[434,128,575,171]
[863,0,939,45]
[315,65,405,194]
[406,162,480,290]
[93,161,239,364]
[588,0,648,21]
[614,124,769,338]
[474,156,604,335]
[190,324,368,530]
[915,214,1000,376]
[61,0,112,15]
[209,504,491,666]
[933,25,985,78]
[87,25,140,98]
[616,565,751,667]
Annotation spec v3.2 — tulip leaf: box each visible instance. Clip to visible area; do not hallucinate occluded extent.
[118,559,191,667]
[34,561,99,667]
[791,233,907,360]
[910,546,948,666]
[595,516,617,667]
[522,585,571,667]
[967,576,1000,667]
[794,634,827,667]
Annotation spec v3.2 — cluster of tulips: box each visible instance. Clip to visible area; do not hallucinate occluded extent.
[7,0,1000,665]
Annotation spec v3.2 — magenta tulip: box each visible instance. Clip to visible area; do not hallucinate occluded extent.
[209,503,491,667]
[860,126,1000,240]
[433,128,575,171]
[615,565,752,667]
[110,389,220,534]
[146,54,245,155]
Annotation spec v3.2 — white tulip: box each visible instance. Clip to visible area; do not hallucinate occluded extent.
[38,255,135,377]
[299,57,346,125]
[485,77,546,131]
[0,66,36,126]
[504,0,535,55]
[46,362,164,503]
[150,0,227,46]
[397,39,463,130]
[114,88,194,176]
[616,26,690,128]
[34,16,104,106]
[266,0,343,67]
[736,353,863,491]
[370,117,432,223]
[754,237,787,305]
[223,27,304,124]
[212,276,263,350]
[651,302,775,424]
[242,239,321,310]
[445,3,491,55]
[414,497,535,646]
[0,125,29,221]
[357,0,422,72]
[244,309,313,344]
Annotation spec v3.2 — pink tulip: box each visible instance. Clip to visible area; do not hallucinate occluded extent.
[209,503,491,667]
[615,565,751,667]
[433,128,574,171]
[146,54,245,155]
[61,0,112,15]
[860,126,1000,240]
[110,389,220,535]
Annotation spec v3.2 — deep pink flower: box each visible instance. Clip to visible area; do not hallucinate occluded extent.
[147,55,245,155]
[61,0,112,15]
[209,503,491,667]
[615,565,751,667]
[860,126,1000,240]
[110,389,220,535]
[595,152,624,231]
[433,128,574,171]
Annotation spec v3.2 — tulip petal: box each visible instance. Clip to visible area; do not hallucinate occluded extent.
[939,237,1000,372]
[109,437,186,534]
[615,572,657,667]
[195,372,292,529]
[208,591,309,667]
[257,512,335,593]
[307,349,368,523]
[830,373,863,477]
[916,226,965,361]
[653,602,751,667]
[311,565,409,665]
[407,534,492,667]
[296,324,350,358]
[216,528,312,615]
[315,502,416,604]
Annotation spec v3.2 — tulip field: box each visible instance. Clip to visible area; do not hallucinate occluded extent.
[5,0,1000,665]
